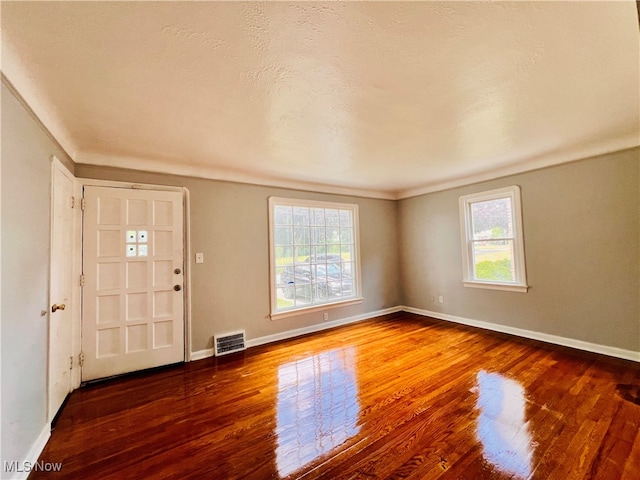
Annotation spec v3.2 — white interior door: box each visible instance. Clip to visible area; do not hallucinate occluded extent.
[49,158,75,421]
[82,186,185,382]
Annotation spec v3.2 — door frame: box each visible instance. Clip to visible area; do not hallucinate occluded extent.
[78,179,193,368]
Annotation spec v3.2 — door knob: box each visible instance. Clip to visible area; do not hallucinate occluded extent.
[52,303,66,313]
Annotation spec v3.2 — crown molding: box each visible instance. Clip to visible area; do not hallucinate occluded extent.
[77,138,640,202]
[76,151,398,200]
[395,136,640,199]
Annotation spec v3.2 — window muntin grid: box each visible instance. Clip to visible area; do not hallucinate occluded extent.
[270,198,361,316]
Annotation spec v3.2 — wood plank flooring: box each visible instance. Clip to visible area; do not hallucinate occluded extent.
[31,312,640,479]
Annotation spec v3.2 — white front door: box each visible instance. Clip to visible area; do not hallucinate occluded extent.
[81,186,185,382]
[49,158,75,421]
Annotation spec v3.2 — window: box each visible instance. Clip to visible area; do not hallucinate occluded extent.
[125,230,148,257]
[459,186,528,292]
[269,197,362,319]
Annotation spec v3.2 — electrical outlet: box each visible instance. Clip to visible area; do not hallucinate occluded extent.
[438,296,444,304]
[323,312,329,321]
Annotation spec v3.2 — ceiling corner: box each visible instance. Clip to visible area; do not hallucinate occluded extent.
[1,30,79,160]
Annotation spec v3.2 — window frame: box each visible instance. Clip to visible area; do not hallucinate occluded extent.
[458,185,528,293]
[268,197,363,320]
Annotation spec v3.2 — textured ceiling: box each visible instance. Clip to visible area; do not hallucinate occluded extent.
[2,1,639,199]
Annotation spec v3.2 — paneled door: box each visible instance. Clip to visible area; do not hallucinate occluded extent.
[82,186,185,381]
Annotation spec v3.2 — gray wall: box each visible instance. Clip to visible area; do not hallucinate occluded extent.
[75,165,402,352]
[1,81,74,467]
[399,148,640,352]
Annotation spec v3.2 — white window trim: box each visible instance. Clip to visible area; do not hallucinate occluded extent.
[268,197,363,319]
[270,298,364,321]
[459,185,528,293]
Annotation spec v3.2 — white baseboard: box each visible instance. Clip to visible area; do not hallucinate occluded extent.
[189,306,402,361]
[401,306,640,362]
[190,347,214,361]
[4,424,51,480]
[247,306,402,349]
[190,305,639,363]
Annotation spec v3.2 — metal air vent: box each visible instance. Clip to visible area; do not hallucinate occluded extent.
[214,330,246,356]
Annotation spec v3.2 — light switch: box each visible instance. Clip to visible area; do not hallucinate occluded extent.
[195,252,204,264]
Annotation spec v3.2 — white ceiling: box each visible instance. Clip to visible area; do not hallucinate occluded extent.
[2,1,639,199]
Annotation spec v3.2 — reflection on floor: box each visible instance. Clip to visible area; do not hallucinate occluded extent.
[30,312,640,479]
[475,370,533,478]
[276,347,360,477]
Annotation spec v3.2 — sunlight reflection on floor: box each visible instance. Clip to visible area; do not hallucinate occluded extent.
[276,347,360,478]
[475,370,534,479]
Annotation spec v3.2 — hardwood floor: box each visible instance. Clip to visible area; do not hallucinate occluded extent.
[31,312,639,479]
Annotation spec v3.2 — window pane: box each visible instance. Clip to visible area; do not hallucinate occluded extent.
[279,266,296,305]
[343,262,354,281]
[339,210,352,227]
[312,245,326,258]
[295,284,312,306]
[326,254,340,264]
[340,275,353,297]
[275,246,293,266]
[326,227,339,244]
[293,207,309,226]
[471,198,513,240]
[340,228,353,244]
[275,206,292,225]
[341,244,354,261]
[293,227,310,245]
[311,208,325,226]
[311,226,326,245]
[277,292,295,310]
[294,246,310,262]
[326,209,339,227]
[275,226,293,246]
[313,284,328,302]
[276,266,288,286]
[472,240,515,282]
[313,264,327,284]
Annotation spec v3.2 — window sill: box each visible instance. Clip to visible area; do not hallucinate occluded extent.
[463,281,528,293]
[270,297,364,320]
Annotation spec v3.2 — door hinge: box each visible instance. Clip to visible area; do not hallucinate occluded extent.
[79,352,85,367]
[71,196,76,209]
[70,356,74,370]
[80,198,86,211]
[80,274,85,287]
